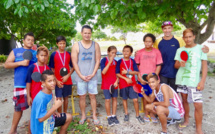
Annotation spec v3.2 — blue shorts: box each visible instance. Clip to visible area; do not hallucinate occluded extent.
[77,80,98,95]
[137,82,152,96]
[167,106,181,119]
[55,85,72,98]
[103,89,118,99]
[120,86,138,100]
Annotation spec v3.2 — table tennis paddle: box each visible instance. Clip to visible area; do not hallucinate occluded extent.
[133,83,142,93]
[180,50,189,62]
[109,84,115,94]
[60,67,68,77]
[31,72,41,82]
[23,50,33,60]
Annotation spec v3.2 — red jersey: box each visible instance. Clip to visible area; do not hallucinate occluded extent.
[26,63,50,100]
[100,57,117,90]
[116,58,139,89]
[49,51,73,85]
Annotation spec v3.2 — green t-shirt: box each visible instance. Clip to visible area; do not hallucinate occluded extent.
[174,44,207,87]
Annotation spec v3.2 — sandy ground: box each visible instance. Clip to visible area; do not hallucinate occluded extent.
[0,65,215,134]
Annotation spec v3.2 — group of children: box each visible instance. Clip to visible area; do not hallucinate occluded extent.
[5,33,73,134]
[101,28,207,134]
[4,26,207,134]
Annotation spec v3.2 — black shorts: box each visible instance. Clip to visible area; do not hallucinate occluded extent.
[55,85,72,98]
[160,75,177,92]
[54,113,66,127]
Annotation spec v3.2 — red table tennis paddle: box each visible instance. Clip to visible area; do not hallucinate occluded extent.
[133,83,142,93]
[180,50,189,62]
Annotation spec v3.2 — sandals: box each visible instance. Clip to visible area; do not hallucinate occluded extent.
[93,119,100,125]
[79,118,87,124]
[144,116,150,122]
[178,123,189,130]
[151,117,158,123]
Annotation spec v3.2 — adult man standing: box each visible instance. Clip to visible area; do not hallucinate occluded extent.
[71,25,101,125]
[154,21,208,92]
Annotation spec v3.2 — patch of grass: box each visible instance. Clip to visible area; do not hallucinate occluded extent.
[208,58,215,63]
[208,72,215,76]
[54,116,106,134]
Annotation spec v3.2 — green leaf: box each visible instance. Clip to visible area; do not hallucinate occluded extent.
[23,6,29,13]
[110,10,118,19]
[49,0,53,3]
[4,0,14,9]
[18,8,23,17]
[41,5,45,11]
[14,8,19,14]
[14,0,19,4]
[139,12,146,19]
[94,5,101,14]
[43,0,49,7]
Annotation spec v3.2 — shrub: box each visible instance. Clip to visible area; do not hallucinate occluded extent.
[0,55,7,63]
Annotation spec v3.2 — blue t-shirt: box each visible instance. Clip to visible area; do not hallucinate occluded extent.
[31,91,55,134]
[154,36,185,78]
[13,47,37,88]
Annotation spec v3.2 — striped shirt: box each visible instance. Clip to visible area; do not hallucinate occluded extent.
[154,84,185,117]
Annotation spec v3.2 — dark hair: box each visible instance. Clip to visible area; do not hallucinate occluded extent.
[81,25,92,32]
[24,32,34,40]
[37,46,49,55]
[56,36,66,43]
[147,73,159,81]
[143,33,156,43]
[41,70,54,82]
[123,45,133,53]
[107,46,117,52]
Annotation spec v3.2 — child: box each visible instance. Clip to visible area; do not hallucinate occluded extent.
[4,32,37,134]
[31,70,72,134]
[100,46,119,126]
[135,33,163,123]
[116,45,144,123]
[26,46,50,104]
[49,36,74,113]
[142,73,184,134]
[174,28,207,134]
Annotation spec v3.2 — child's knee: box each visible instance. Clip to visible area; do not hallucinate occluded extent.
[194,103,203,110]
[66,113,72,122]
[132,98,138,103]
[105,99,111,103]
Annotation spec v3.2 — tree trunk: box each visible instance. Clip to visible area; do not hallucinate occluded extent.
[177,1,215,44]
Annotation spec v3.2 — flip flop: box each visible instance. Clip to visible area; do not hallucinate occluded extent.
[178,123,189,130]
[79,118,86,124]
[144,116,150,122]
[151,117,158,123]
[93,119,100,125]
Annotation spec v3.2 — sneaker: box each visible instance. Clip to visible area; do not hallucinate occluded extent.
[136,116,145,124]
[107,117,114,126]
[175,119,181,123]
[112,116,119,125]
[124,114,129,122]
[161,131,167,134]
[167,119,176,126]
